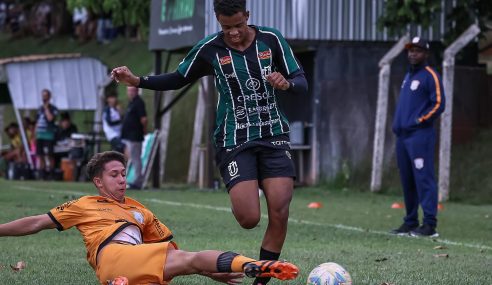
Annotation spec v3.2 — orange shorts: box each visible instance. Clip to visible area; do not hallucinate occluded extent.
[96,242,177,285]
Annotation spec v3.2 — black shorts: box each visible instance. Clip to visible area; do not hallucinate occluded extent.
[215,135,296,191]
[36,139,55,156]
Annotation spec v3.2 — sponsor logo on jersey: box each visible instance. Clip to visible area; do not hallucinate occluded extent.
[237,91,273,102]
[246,103,277,115]
[56,199,79,211]
[246,78,261,91]
[271,140,290,146]
[225,72,237,79]
[258,50,272,60]
[236,118,280,130]
[228,160,239,178]
[219,56,232,65]
[235,106,247,119]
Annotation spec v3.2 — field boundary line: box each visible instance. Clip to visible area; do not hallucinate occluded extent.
[12,186,492,251]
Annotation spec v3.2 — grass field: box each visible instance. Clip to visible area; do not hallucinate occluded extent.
[0,180,490,285]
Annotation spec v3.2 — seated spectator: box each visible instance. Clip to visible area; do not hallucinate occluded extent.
[54,112,78,168]
[56,112,78,142]
[2,122,26,163]
[102,93,125,153]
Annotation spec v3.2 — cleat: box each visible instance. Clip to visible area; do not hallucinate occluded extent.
[107,276,129,285]
[243,260,299,281]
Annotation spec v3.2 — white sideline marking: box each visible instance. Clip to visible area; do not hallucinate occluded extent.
[145,199,492,251]
[12,186,492,251]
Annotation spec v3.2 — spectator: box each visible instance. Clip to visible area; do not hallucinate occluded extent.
[102,92,125,153]
[56,112,78,142]
[96,10,113,44]
[121,86,147,189]
[72,6,88,42]
[0,1,7,31]
[23,116,36,165]
[1,122,26,164]
[35,89,59,179]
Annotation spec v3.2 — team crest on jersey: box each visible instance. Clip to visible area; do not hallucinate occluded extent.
[258,50,271,60]
[228,160,239,177]
[132,211,144,224]
[219,56,232,65]
[261,65,272,79]
[410,80,420,91]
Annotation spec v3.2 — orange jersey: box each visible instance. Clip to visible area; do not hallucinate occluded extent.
[48,196,173,270]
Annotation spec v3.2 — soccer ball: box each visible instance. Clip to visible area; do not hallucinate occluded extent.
[306,262,352,285]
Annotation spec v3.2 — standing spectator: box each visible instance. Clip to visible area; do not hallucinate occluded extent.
[72,6,88,42]
[390,37,445,238]
[35,89,59,179]
[121,86,147,189]
[0,1,7,31]
[102,93,125,153]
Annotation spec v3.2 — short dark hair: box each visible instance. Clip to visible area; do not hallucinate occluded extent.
[213,0,246,16]
[60,111,71,121]
[42,89,51,97]
[86,151,127,181]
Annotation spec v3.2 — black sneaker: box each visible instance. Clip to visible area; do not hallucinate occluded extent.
[390,223,418,236]
[410,224,439,238]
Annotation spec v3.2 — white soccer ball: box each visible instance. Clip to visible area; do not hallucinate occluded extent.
[306,262,352,285]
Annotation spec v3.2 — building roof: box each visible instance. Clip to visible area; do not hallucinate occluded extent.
[0,53,81,65]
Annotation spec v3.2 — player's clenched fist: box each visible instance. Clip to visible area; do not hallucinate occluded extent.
[111,66,140,86]
[266,72,290,90]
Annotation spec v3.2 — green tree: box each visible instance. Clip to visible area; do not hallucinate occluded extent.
[378,0,492,43]
[66,0,151,38]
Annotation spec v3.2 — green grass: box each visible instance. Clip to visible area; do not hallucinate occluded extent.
[0,180,491,284]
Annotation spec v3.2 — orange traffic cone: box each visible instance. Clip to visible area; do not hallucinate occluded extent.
[391,202,405,209]
[308,202,323,209]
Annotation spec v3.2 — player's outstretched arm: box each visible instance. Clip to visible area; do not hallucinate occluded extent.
[111,66,140,86]
[0,214,56,236]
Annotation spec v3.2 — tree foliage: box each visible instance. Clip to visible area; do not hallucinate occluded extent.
[66,0,151,28]
[378,0,492,43]
[378,0,441,36]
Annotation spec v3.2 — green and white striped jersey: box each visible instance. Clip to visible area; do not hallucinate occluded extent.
[177,26,303,147]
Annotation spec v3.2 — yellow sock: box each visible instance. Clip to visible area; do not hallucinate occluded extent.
[231,255,256,272]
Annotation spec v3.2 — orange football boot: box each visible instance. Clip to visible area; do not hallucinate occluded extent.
[243,260,299,281]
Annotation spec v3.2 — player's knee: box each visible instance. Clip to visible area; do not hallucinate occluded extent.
[237,215,260,229]
[269,205,290,222]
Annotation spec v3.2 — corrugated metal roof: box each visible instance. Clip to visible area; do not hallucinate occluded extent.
[0,53,82,66]
[205,0,455,42]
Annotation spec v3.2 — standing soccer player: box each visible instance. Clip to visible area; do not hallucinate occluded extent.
[390,37,445,238]
[112,1,307,284]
